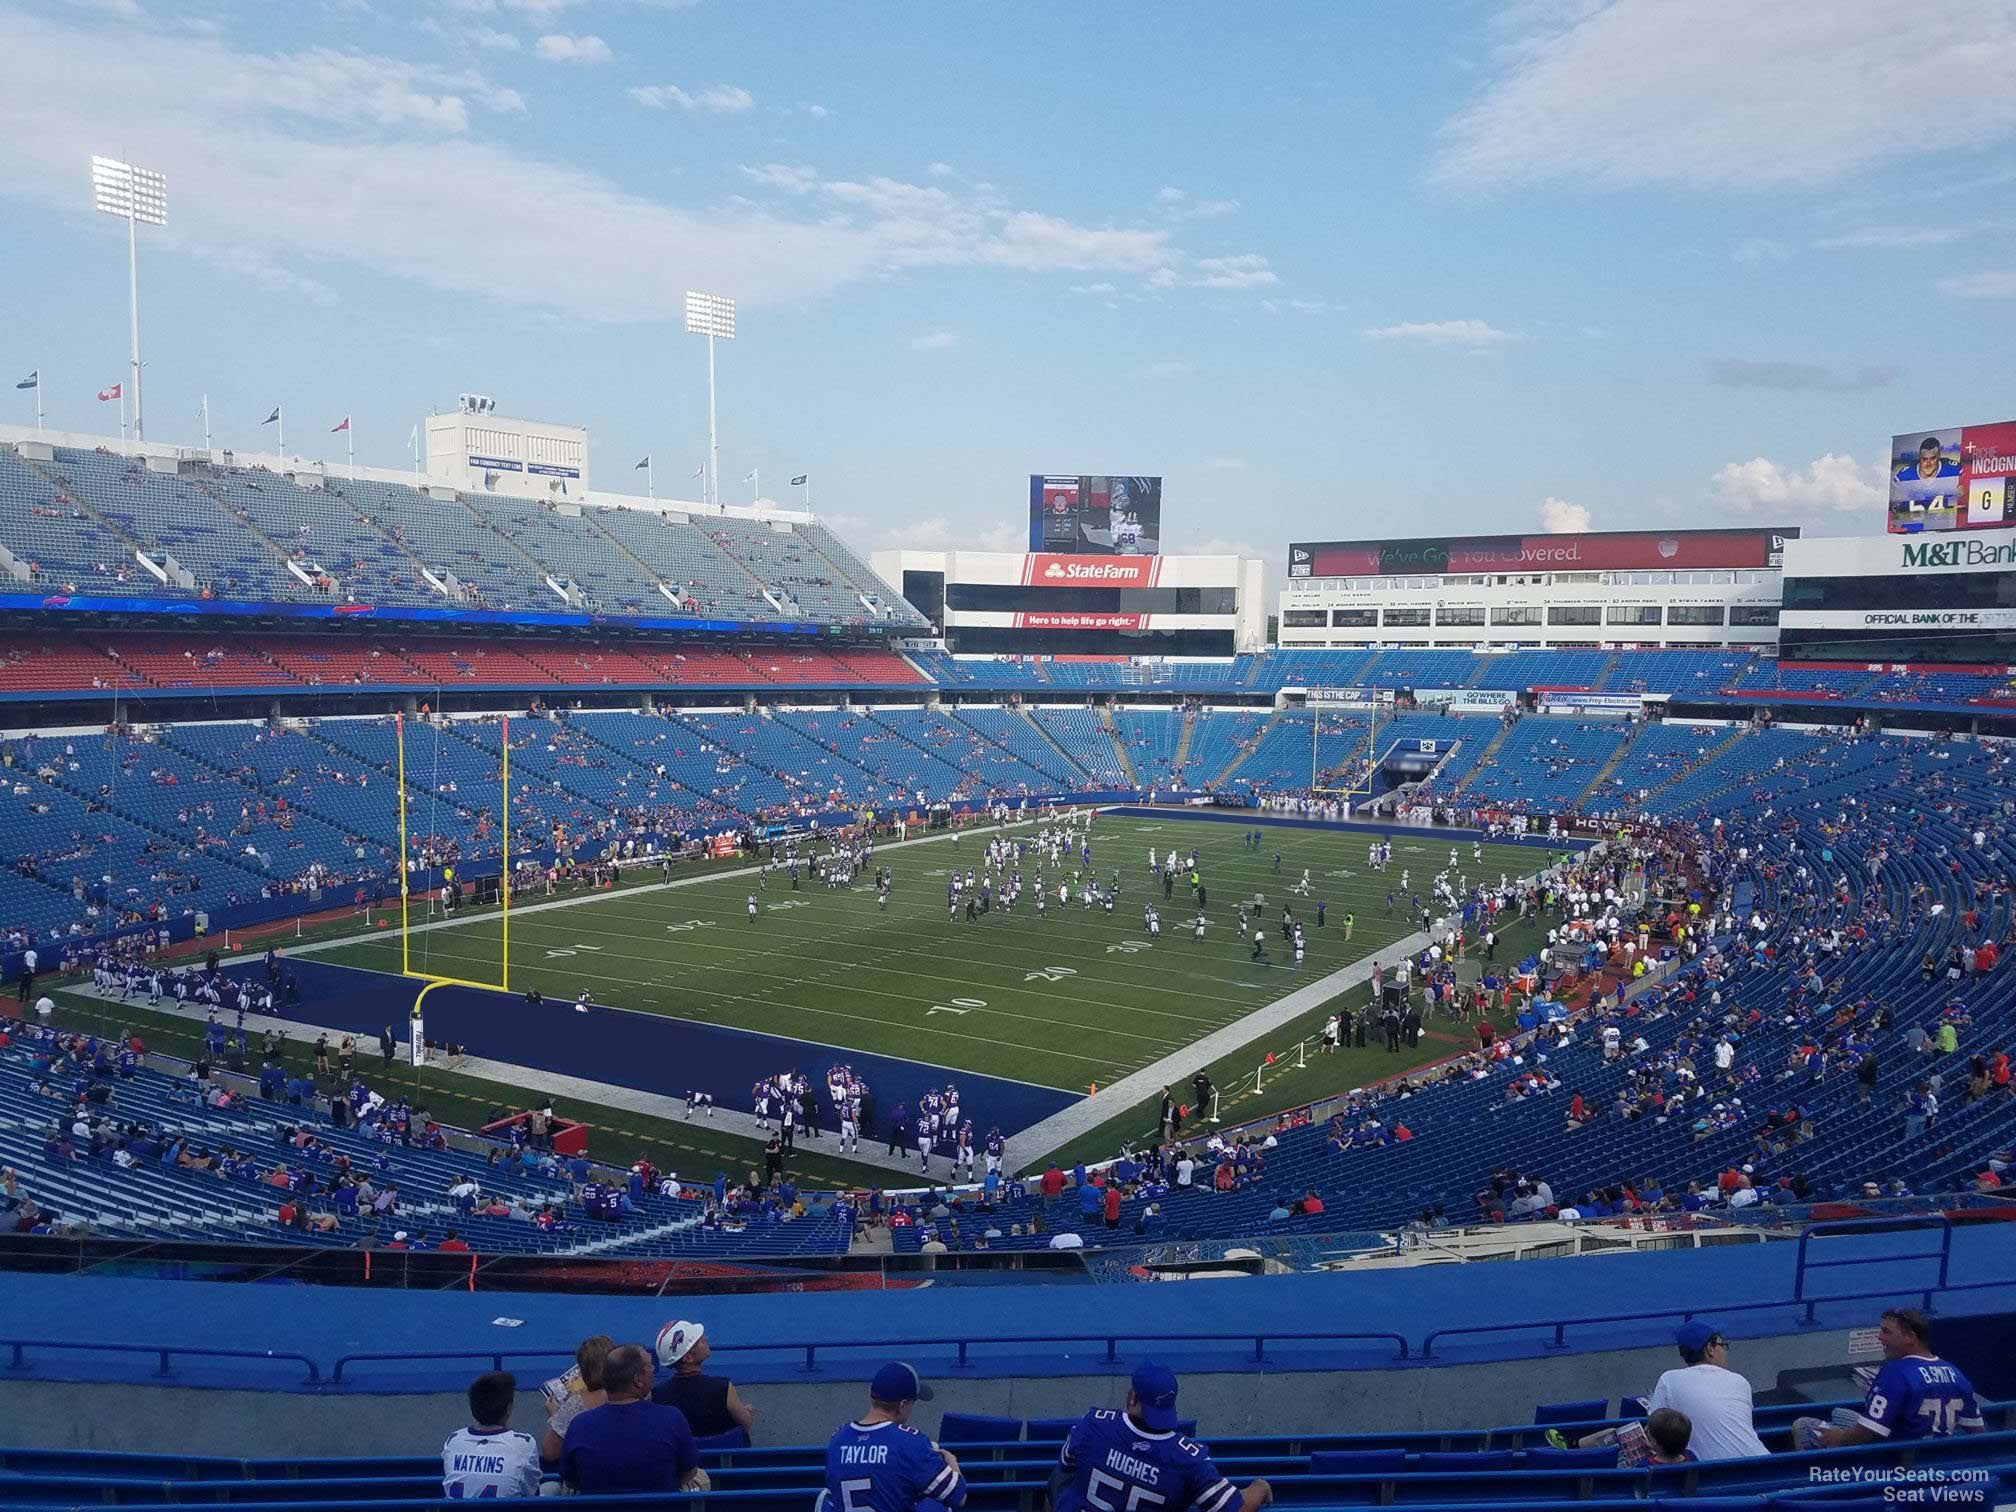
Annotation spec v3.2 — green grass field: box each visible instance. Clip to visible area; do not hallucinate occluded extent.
[316,816,1551,1096]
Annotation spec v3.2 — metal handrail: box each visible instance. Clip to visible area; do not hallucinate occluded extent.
[1794,1214,1951,1302]
[330,1328,1410,1384]
[1419,1272,2016,1358]
[0,1337,320,1383]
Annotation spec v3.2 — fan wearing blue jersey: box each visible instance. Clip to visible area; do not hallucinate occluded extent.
[820,1362,966,1512]
[1818,1309,1983,1446]
[1052,1364,1271,1512]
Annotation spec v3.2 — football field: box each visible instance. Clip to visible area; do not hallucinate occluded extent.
[312,816,1553,1103]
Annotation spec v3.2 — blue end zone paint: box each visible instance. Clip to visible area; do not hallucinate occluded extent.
[223,957,1078,1138]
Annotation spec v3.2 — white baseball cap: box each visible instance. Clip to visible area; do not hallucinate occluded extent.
[656,1319,704,1366]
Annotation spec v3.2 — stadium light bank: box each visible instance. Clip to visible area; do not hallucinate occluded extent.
[89,155,167,444]
[685,290,736,508]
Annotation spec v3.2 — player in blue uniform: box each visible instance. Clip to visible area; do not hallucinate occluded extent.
[1818,1308,1983,1446]
[820,1363,966,1512]
[1052,1365,1271,1512]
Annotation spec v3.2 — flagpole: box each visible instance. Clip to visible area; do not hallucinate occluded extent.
[801,476,810,508]
[200,393,211,452]
[119,388,128,443]
[278,405,284,459]
[348,423,355,478]
[410,422,421,485]
[750,467,759,504]
[648,458,655,501]
[35,373,44,435]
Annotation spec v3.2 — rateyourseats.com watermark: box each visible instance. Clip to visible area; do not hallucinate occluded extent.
[1810,1466,2002,1504]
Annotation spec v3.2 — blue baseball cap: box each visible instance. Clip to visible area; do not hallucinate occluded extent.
[1676,1321,1724,1356]
[870,1362,933,1403]
[1131,1362,1180,1431]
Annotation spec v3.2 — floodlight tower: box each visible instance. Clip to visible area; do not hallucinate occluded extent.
[684,290,736,506]
[90,155,167,443]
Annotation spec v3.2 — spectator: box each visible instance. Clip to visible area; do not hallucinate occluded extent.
[559,1343,702,1494]
[1052,1363,1271,1512]
[441,1370,541,1500]
[1645,1323,1768,1460]
[652,1319,756,1441]
[541,1335,611,1465]
[1811,1309,1983,1446]
[1559,1322,1764,1460]
[1642,1407,1695,1465]
[820,1363,965,1512]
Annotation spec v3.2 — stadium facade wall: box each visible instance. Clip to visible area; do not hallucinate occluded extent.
[0,1327,1866,1457]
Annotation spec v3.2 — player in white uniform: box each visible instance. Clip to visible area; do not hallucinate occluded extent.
[440,1371,542,1501]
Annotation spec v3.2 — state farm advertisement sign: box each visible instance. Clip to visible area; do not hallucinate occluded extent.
[1020,554,1163,588]
[1013,611,1146,630]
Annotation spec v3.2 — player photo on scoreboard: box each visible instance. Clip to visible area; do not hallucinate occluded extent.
[1888,428,1961,532]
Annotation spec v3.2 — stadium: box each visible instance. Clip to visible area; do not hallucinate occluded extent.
[2,6,2015,1509]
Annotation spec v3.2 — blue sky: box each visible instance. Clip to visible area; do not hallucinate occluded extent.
[2,0,2014,580]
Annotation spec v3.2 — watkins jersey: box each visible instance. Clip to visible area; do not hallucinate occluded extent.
[441,1426,542,1500]
[1856,1355,1983,1439]
[821,1418,966,1512]
[1054,1410,1237,1512]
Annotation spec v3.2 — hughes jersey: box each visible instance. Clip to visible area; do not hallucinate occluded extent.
[1054,1410,1238,1512]
[1856,1356,1983,1440]
[821,1419,967,1512]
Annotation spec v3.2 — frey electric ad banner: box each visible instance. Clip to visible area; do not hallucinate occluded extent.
[1030,475,1163,556]
[1888,421,2016,533]
[1287,529,1795,579]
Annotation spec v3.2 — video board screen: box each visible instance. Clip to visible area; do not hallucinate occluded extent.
[1888,422,2016,533]
[1029,475,1162,556]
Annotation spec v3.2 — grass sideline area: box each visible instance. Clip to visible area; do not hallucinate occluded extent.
[42,991,900,1191]
[319,815,1551,1095]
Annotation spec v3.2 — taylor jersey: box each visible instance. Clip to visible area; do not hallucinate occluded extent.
[821,1418,966,1512]
[1856,1356,1983,1440]
[441,1426,542,1499]
[1054,1410,1237,1512]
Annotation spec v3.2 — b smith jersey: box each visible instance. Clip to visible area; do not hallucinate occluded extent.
[1055,1410,1237,1512]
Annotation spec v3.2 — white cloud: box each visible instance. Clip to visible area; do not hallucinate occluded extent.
[906,329,958,350]
[630,81,750,110]
[1155,186,1239,220]
[740,162,818,192]
[1364,318,1518,346]
[1067,281,1116,295]
[468,26,520,50]
[1812,226,1966,251]
[891,517,1023,553]
[533,32,609,63]
[1537,497,1592,533]
[1189,253,1275,288]
[0,11,1220,322]
[1434,0,2016,190]
[1711,453,1884,515]
[1732,238,1791,263]
[1261,297,1344,315]
[926,161,954,177]
[1939,271,2016,298]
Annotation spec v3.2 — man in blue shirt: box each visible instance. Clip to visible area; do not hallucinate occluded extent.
[559,1343,701,1493]
[1052,1364,1271,1512]
[820,1362,965,1512]
[1818,1309,1984,1446]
